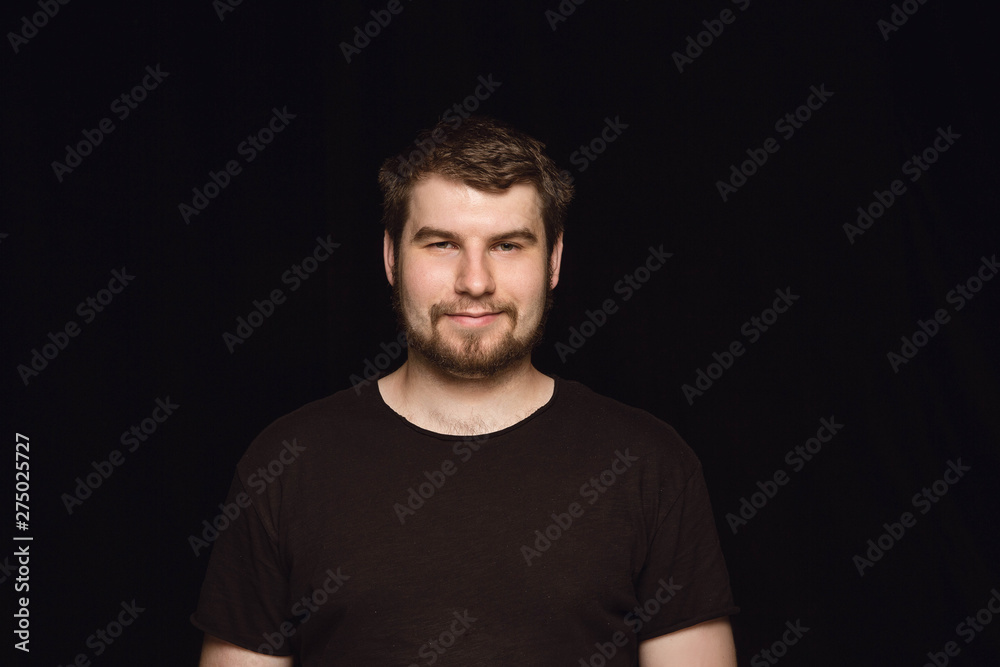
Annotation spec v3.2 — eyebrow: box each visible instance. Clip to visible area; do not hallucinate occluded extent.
[409,226,540,246]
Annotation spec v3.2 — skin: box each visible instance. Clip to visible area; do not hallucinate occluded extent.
[198,634,292,666]
[638,617,737,666]
[199,173,736,665]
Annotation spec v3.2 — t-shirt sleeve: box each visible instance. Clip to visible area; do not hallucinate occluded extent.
[190,473,293,655]
[632,461,739,641]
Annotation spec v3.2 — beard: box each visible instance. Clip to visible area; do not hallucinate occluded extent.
[391,262,554,379]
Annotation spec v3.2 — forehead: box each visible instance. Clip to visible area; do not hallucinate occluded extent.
[403,173,543,239]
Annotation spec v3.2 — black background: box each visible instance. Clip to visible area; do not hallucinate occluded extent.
[3,0,999,664]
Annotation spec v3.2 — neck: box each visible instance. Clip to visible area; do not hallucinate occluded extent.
[377,353,553,435]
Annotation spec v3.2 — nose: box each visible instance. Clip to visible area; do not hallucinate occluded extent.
[454,248,495,297]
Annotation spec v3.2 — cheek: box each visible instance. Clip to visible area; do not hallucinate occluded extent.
[506,269,549,308]
[400,265,449,307]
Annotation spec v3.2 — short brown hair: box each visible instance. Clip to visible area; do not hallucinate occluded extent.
[377,116,573,261]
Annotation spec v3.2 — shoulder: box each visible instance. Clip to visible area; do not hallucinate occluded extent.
[549,377,710,532]
[234,383,382,473]
[551,377,701,472]
[553,377,691,446]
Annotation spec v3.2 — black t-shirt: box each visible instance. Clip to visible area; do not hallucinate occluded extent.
[191,376,738,665]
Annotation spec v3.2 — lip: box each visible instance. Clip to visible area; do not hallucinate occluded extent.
[444,312,502,327]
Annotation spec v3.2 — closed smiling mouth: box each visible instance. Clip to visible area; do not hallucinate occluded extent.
[444,311,503,326]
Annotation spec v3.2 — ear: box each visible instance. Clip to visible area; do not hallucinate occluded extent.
[548,233,564,290]
[383,230,396,286]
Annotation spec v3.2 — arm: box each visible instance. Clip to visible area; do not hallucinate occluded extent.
[638,616,737,667]
[199,634,294,667]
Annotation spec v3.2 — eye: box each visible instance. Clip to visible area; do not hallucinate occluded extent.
[495,242,519,252]
[430,241,455,249]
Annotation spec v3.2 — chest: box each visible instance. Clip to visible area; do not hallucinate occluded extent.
[276,443,653,662]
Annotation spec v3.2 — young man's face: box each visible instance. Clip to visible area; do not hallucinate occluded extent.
[384,173,563,379]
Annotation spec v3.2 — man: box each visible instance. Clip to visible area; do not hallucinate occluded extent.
[192,116,739,665]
